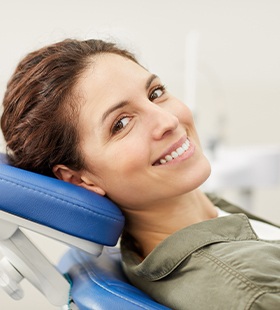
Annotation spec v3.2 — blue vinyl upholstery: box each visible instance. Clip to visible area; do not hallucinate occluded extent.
[0,154,124,246]
[59,247,171,310]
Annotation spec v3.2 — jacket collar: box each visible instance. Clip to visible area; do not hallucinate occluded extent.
[122,214,258,281]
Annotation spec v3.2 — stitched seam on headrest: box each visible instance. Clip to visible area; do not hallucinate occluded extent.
[0,178,123,223]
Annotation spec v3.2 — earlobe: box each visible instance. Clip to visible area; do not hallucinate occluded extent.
[79,181,106,196]
[52,165,106,196]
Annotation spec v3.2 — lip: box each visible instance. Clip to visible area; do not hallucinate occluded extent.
[152,135,194,166]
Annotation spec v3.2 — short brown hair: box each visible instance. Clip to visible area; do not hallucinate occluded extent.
[1,39,138,177]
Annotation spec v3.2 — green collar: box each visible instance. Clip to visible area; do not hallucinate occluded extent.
[123,214,258,281]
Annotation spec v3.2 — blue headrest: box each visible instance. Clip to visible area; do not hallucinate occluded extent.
[0,153,125,246]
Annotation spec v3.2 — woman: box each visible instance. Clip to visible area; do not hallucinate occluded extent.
[1,38,280,309]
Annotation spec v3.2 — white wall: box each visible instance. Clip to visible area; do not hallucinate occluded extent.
[0,0,280,309]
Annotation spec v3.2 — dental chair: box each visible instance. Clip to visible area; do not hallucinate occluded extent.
[0,153,170,309]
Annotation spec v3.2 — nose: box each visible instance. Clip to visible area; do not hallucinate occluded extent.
[147,104,179,140]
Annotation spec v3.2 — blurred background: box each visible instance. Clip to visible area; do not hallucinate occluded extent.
[0,0,280,308]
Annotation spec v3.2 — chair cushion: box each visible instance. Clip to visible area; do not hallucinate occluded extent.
[0,154,124,246]
[59,247,171,310]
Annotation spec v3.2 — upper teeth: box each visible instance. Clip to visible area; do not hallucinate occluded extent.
[159,139,190,164]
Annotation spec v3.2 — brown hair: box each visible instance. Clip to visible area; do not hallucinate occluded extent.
[1,38,138,177]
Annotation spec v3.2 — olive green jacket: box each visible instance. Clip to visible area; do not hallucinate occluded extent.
[121,196,280,310]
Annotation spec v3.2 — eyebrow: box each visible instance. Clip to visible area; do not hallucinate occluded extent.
[101,101,129,123]
[101,73,159,124]
[146,74,158,90]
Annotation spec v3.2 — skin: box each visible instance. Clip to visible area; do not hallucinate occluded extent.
[54,53,218,257]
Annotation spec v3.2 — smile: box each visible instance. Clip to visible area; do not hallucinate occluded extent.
[153,138,191,166]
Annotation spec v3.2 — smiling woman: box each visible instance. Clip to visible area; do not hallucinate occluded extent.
[67,52,211,210]
[1,38,280,310]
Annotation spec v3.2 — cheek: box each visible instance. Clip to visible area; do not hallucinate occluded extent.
[100,147,150,206]
[89,136,148,187]
[110,141,148,174]
[176,102,202,146]
[175,101,195,125]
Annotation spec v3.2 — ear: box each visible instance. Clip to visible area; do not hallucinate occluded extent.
[53,164,106,196]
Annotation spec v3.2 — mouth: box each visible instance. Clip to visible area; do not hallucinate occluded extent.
[153,138,191,166]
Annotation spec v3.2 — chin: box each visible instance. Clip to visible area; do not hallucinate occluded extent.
[189,157,212,191]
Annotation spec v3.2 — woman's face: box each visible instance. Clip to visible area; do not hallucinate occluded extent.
[76,53,211,209]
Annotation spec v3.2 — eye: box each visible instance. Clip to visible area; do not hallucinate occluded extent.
[149,85,166,101]
[112,115,131,134]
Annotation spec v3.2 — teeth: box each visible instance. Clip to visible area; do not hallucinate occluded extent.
[159,139,190,165]
[176,147,184,155]
[182,140,190,150]
[171,151,178,158]
[165,155,173,162]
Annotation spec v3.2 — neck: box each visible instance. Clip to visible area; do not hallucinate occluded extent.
[122,189,217,257]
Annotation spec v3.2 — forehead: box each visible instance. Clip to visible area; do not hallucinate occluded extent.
[79,53,150,106]
[76,53,149,106]
[76,53,149,135]
[80,53,147,89]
